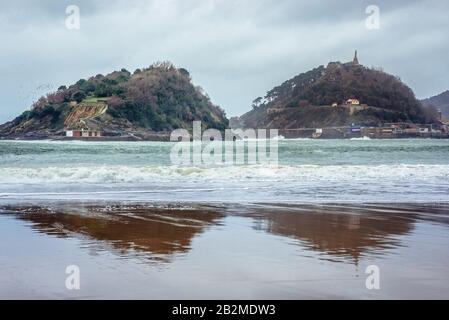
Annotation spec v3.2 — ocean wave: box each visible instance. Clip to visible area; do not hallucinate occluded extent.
[0,164,448,184]
[350,136,371,141]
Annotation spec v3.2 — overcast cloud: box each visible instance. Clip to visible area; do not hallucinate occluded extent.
[0,0,448,122]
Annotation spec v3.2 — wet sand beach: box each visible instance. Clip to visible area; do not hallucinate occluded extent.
[1,202,449,299]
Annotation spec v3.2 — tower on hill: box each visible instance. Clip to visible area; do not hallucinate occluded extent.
[353,50,359,65]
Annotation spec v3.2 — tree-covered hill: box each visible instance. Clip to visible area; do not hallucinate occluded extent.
[0,62,228,138]
[239,57,437,128]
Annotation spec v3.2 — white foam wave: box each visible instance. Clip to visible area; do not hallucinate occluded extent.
[0,164,448,184]
[350,136,371,141]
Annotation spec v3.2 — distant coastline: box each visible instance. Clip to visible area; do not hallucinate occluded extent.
[2,57,449,142]
[1,126,449,141]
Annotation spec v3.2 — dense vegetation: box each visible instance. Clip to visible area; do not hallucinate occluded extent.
[248,61,436,125]
[3,62,228,135]
[421,90,449,118]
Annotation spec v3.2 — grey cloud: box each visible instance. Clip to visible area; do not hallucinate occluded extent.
[0,0,448,122]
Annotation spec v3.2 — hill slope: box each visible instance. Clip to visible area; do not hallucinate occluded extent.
[421,90,449,119]
[0,62,228,138]
[238,57,436,129]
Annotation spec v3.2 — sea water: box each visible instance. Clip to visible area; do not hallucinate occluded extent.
[0,139,448,204]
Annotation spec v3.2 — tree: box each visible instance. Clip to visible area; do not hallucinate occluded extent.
[150,61,175,70]
[72,91,86,103]
[47,91,66,104]
[76,79,86,86]
[179,68,191,79]
[252,97,263,109]
[108,95,124,108]
[79,81,96,94]
[32,96,48,109]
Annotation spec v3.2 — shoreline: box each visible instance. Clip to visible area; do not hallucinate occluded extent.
[3,199,449,206]
[2,124,449,141]
[2,135,449,142]
[2,201,449,223]
[1,201,449,299]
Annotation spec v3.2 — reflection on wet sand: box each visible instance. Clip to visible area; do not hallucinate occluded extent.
[2,204,225,263]
[2,202,449,299]
[2,203,449,266]
[246,203,449,264]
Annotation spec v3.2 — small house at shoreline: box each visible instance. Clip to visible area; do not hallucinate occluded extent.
[65,129,102,138]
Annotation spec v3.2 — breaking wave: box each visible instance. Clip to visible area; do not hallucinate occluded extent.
[1,164,448,184]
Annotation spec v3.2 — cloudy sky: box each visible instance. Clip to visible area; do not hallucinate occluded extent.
[0,0,448,122]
